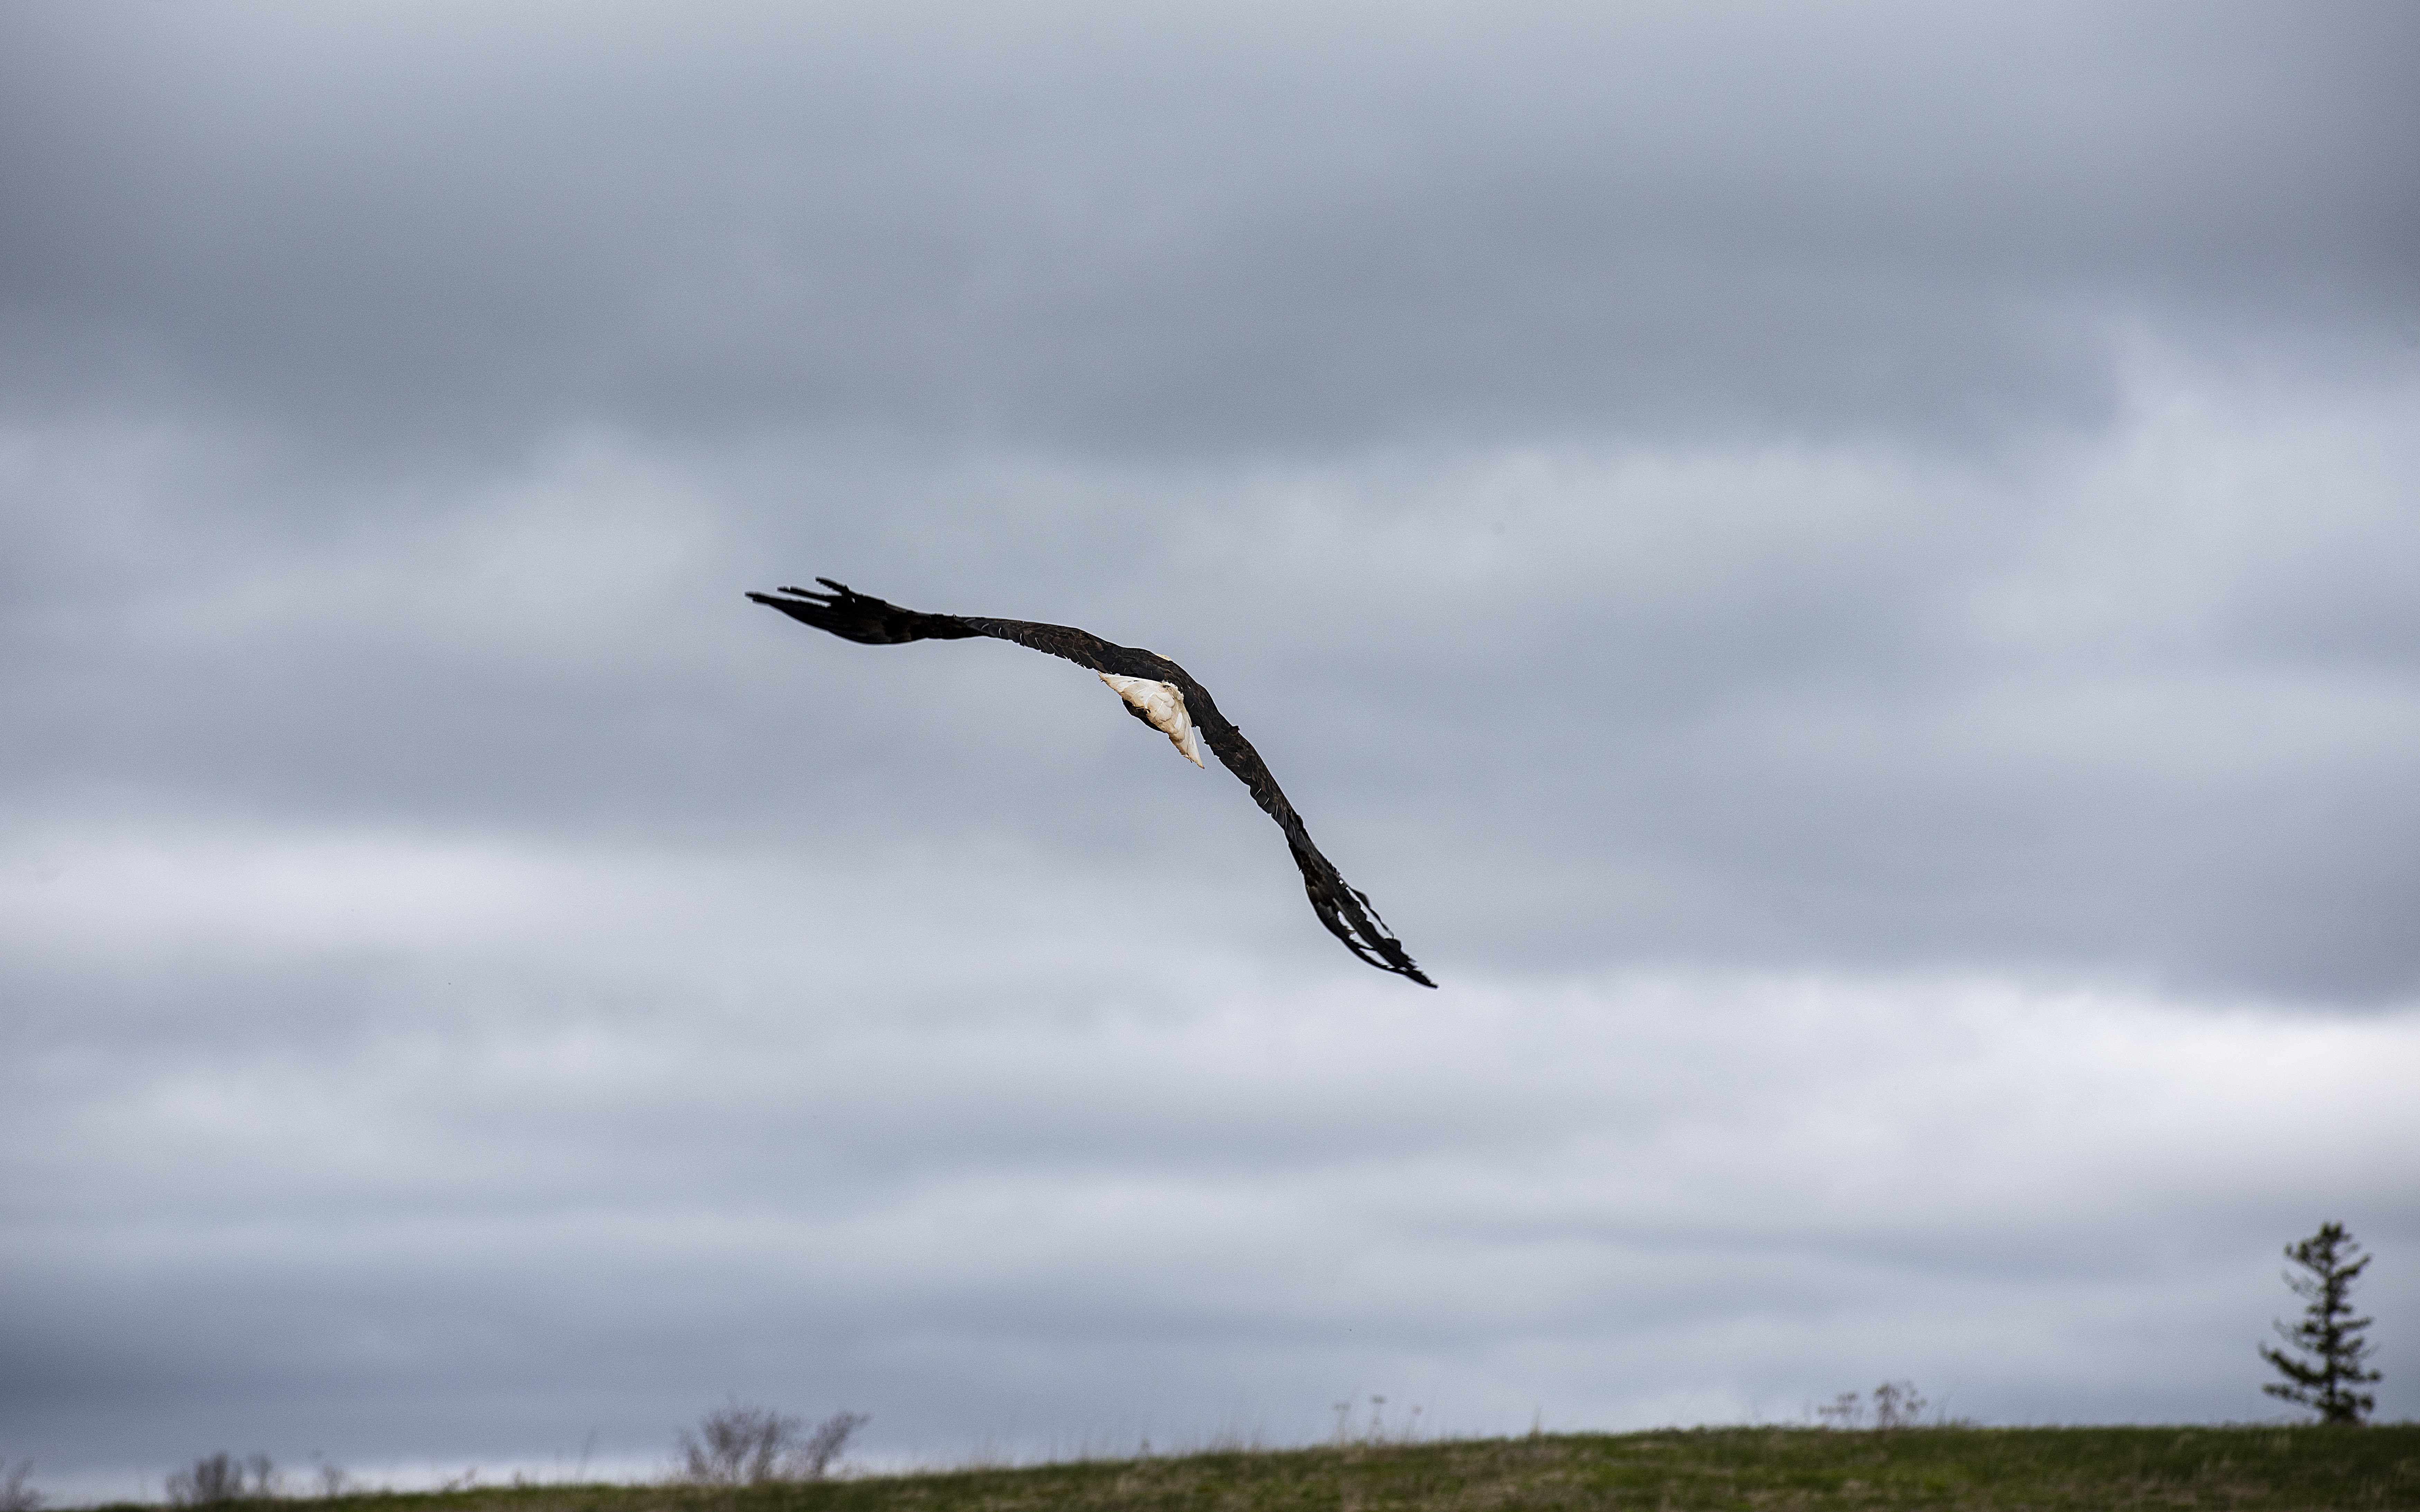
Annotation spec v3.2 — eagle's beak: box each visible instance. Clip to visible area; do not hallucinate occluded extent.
[1099,673,1206,767]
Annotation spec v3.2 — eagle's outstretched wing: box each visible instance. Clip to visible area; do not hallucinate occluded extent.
[749,578,1434,987]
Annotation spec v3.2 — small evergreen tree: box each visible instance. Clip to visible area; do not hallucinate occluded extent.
[2260,1221,2382,1425]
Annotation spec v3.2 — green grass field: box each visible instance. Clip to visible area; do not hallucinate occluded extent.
[106,1426,2420,1512]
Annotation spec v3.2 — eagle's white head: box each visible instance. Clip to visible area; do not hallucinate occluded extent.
[1099,673,1205,767]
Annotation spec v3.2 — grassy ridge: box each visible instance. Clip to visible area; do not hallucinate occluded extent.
[110,1426,2420,1512]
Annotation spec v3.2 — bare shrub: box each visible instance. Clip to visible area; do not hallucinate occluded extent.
[166,1453,274,1505]
[1871,1380,1928,1429]
[679,1403,793,1486]
[1328,1397,1422,1447]
[790,1412,868,1481]
[1815,1382,1930,1430]
[677,1402,867,1485]
[2,1459,42,1512]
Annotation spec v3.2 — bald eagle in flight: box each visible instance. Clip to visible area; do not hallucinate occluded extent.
[748,579,1434,987]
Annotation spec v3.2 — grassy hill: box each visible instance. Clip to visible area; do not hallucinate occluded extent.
[106,1426,2420,1512]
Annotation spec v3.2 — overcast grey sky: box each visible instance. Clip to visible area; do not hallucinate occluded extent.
[5,0,2418,1499]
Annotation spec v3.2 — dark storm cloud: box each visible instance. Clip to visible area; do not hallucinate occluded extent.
[3,0,2414,459]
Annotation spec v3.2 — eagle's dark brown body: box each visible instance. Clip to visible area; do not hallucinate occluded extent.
[749,579,1433,987]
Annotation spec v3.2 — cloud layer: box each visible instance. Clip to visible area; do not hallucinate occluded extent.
[6,2,2416,456]
[4,0,2417,1497]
